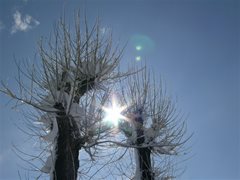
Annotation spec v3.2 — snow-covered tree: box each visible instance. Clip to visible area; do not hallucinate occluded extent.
[1,12,190,180]
[0,14,129,180]
[96,68,190,179]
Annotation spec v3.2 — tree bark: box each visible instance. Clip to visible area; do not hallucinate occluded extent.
[135,114,154,180]
[51,76,95,180]
[53,103,83,180]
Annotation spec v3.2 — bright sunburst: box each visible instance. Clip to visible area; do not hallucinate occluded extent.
[102,95,126,126]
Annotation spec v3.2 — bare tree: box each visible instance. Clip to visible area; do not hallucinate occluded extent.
[0,12,190,180]
[91,68,190,179]
[0,13,129,180]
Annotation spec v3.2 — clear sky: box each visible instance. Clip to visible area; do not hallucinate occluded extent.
[0,0,239,179]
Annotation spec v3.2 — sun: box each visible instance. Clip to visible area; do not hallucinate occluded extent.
[102,95,127,126]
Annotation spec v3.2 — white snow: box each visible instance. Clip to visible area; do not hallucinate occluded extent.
[41,155,54,173]
[41,133,58,179]
[144,127,156,143]
[133,149,141,180]
[41,145,57,178]
[41,117,58,142]
[78,60,100,76]
[69,103,84,118]
[39,112,58,176]
[39,113,55,128]
[37,61,114,177]
[40,90,69,110]
[56,91,69,108]
[154,146,177,155]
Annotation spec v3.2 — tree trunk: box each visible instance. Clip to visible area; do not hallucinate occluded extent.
[53,103,83,180]
[135,113,154,180]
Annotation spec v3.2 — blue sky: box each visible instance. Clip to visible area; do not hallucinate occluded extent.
[0,0,239,179]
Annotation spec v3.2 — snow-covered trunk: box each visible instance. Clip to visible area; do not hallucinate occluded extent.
[135,113,154,180]
[52,102,83,180]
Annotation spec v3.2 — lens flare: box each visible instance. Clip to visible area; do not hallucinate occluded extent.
[136,56,141,61]
[130,34,155,53]
[136,45,142,51]
[102,96,127,126]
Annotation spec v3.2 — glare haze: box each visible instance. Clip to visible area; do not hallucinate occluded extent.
[0,0,239,179]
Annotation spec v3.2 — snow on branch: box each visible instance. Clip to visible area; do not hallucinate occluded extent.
[102,68,190,179]
[0,13,132,179]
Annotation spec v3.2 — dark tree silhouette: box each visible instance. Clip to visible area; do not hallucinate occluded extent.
[102,69,190,179]
[0,13,128,180]
[134,108,154,180]
[0,13,190,180]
